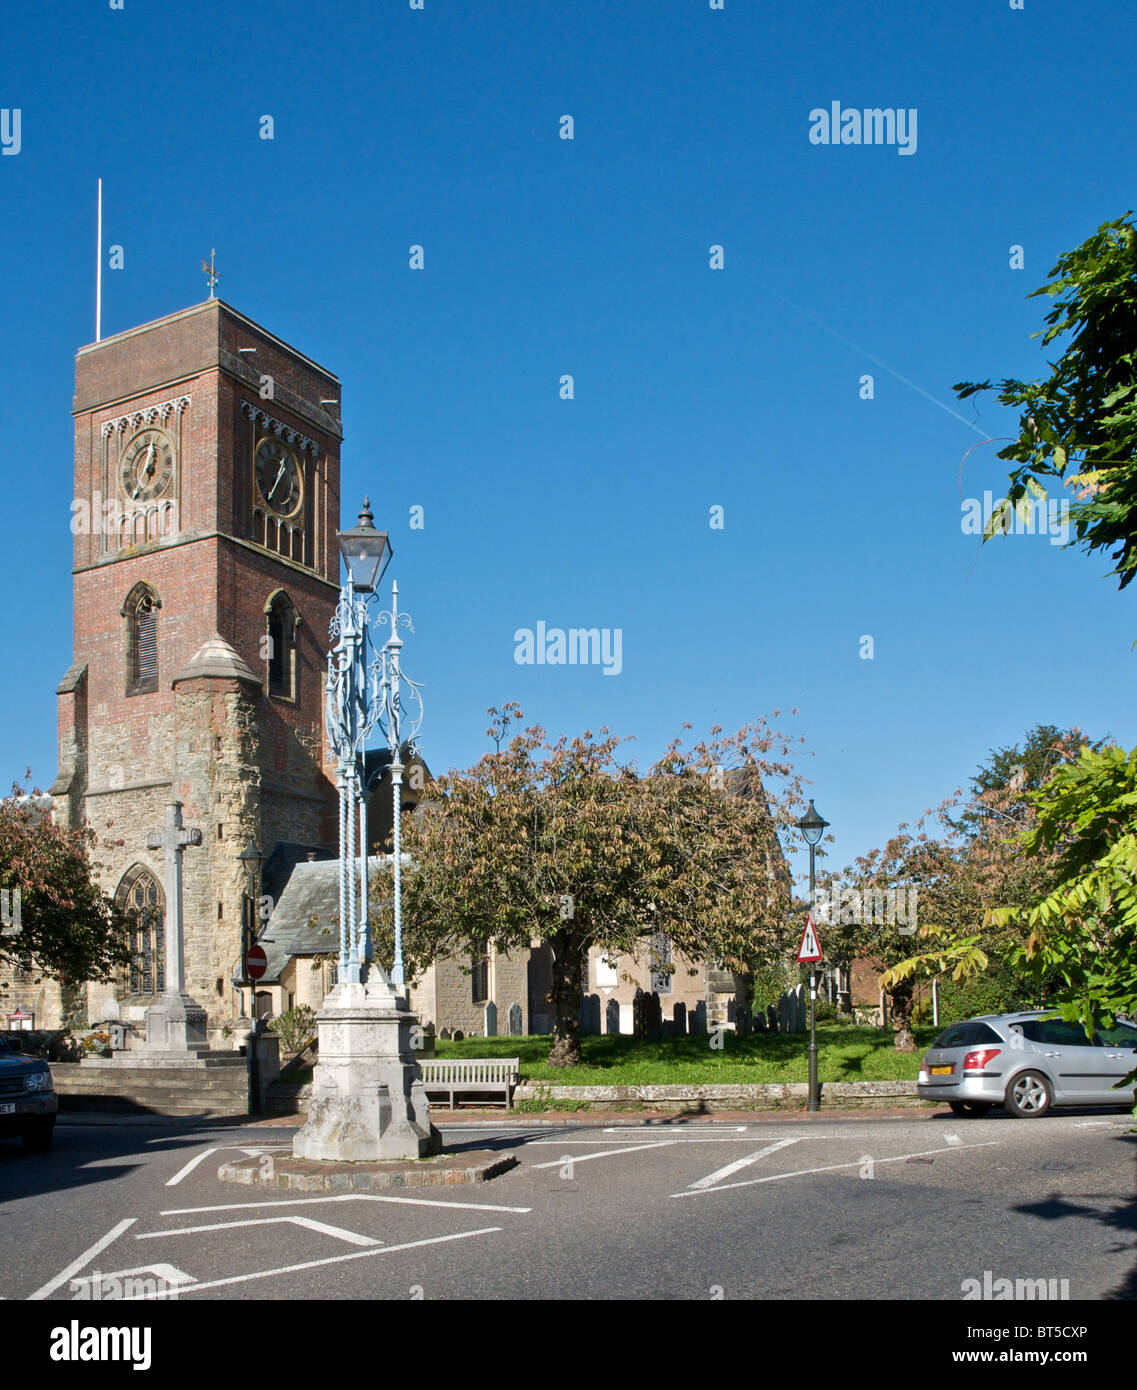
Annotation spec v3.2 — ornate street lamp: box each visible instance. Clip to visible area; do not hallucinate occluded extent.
[369,582,424,988]
[796,800,829,1113]
[326,501,393,985]
[295,499,440,1162]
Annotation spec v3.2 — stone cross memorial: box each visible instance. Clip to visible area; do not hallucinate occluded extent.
[143,799,207,1054]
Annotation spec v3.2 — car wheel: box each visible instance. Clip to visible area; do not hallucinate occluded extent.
[21,1119,54,1153]
[1005,1070,1052,1118]
[949,1101,992,1117]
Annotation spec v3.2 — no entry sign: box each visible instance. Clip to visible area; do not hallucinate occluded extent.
[246,944,268,980]
[796,913,823,964]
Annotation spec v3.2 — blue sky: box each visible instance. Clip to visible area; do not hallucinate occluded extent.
[1,0,1133,892]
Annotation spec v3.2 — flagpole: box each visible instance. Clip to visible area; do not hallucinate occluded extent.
[95,178,102,343]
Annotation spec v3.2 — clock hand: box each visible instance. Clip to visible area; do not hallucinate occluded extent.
[266,461,287,500]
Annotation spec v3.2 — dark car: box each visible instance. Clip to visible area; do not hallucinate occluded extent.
[0,1033,57,1150]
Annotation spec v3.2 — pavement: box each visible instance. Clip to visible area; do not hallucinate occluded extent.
[4,1103,1134,1302]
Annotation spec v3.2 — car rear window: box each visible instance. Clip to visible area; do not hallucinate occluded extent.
[932,1022,1003,1048]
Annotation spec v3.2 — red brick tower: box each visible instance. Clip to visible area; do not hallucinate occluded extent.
[52,300,342,1034]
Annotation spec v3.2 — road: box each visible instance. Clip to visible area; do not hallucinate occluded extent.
[2,1107,1134,1302]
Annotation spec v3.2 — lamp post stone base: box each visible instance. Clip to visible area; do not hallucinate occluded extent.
[293,974,441,1162]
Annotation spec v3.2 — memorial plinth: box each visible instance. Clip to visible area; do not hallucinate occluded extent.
[293,973,441,1162]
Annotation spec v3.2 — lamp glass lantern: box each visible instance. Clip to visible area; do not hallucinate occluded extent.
[796,800,829,846]
[337,497,393,595]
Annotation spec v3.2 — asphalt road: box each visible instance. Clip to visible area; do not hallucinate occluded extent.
[2,1107,1134,1302]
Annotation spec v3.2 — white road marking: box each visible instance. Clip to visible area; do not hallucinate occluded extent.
[123,1226,503,1297]
[603,1125,746,1134]
[671,1140,1000,1198]
[530,1139,681,1169]
[687,1137,801,1189]
[69,1264,196,1293]
[27,1218,137,1301]
[139,1215,381,1247]
[166,1149,218,1186]
[162,1192,531,1216]
[945,1134,962,1146]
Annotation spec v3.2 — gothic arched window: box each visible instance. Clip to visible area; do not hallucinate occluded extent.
[122,582,160,696]
[116,866,165,996]
[264,589,298,699]
[472,951,490,1005]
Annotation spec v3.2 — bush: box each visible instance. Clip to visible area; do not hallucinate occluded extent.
[913,957,1054,1026]
[268,1005,317,1054]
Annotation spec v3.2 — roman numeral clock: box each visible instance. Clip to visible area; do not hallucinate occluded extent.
[99,395,190,553]
[242,402,318,565]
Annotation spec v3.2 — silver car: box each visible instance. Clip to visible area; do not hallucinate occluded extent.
[917,1010,1137,1118]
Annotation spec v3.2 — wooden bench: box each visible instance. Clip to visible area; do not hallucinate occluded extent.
[419,1058,520,1111]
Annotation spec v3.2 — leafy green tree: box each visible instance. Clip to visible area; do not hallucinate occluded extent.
[955,213,1137,588]
[0,781,130,994]
[987,744,1137,1041]
[373,705,806,1066]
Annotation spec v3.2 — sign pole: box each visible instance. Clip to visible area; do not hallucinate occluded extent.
[796,911,823,1112]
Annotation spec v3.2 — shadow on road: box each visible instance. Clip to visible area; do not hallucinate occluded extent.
[1010,1130,1137,1299]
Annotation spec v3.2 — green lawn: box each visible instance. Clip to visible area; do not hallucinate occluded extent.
[432,1027,938,1085]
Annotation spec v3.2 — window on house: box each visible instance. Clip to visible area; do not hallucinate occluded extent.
[265,591,297,699]
[472,952,490,1004]
[596,954,619,989]
[123,584,160,695]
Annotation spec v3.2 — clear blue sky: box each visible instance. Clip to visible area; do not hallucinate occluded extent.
[1,0,1133,892]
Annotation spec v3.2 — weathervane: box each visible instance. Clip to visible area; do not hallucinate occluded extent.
[201,248,220,298]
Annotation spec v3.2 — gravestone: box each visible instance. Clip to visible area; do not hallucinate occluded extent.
[508,1002,522,1036]
[643,991,663,1043]
[767,1003,778,1034]
[735,1002,751,1037]
[440,1027,452,1040]
[690,1001,708,1036]
[753,1010,767,1034]
[672,1001,687,1037]
[484,1001,497,1037]
[579,993,601,1036]
[453,1029,464,1042]
[605,998,621,1035]
[632,987,645,1040]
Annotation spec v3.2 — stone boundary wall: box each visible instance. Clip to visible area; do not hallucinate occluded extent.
[268,1078,923,1114]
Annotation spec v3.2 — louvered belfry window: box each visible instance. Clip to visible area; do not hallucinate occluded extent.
[266,592,296,699]
[137,597,157,682]
[125,585,159,695]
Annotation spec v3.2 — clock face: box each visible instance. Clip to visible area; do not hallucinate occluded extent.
[120,428,175,502]
[255,437,303,518]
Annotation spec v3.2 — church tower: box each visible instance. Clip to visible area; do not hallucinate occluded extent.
[52,300,342,1036]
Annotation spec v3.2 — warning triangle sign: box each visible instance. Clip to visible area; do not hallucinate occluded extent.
[796,912,822,963]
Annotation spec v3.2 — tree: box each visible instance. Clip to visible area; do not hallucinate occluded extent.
[955,213,1137,588]
[987,744,1137,1042]
[837,728,1084,1047]
[376,704,807,1066]
[0,782,130,994]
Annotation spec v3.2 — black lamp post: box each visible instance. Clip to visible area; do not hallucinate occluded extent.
[796,800,829,1113]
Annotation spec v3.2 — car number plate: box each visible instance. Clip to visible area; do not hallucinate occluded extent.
[930,1065,953,1075]
[0,1103,15,1114]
